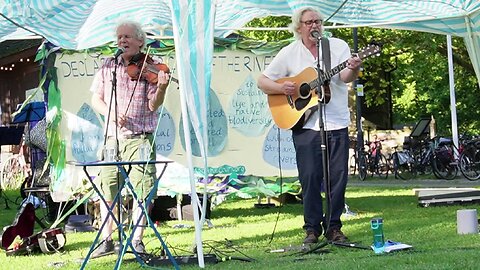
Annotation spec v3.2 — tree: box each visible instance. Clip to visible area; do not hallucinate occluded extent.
[241,17,480,135]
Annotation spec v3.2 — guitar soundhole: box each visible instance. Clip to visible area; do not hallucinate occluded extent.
[295,95,311,111]
[298,83,311,99]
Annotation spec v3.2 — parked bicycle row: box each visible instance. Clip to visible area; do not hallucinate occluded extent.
[349,135,480,181]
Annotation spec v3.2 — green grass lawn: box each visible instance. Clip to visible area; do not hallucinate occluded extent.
[0,184,479,269]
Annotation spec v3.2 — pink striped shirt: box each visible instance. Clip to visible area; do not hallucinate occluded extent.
[91,57,159,137]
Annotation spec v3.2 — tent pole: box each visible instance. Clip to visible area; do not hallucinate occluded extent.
[178,91,205,268]
[447,35,459,154]
[353,28,364,167]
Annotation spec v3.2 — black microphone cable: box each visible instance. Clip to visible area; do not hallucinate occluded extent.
[267,125,285,245]
[202,239,256,263]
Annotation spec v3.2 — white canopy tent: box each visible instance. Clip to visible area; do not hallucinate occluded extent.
[1,1,479,80]
[1,0,479,267]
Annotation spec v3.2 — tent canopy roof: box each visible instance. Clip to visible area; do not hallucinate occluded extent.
[0,1,478,50]
[0,1,478,85]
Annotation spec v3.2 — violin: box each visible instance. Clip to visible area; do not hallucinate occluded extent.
[126,53,178,85]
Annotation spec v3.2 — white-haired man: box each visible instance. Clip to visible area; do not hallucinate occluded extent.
[90,20,169,257]
[258,7,362,244]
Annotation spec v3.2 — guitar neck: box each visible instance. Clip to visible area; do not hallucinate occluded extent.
[317,46,377,84]
[308,60,347,89]
[324,60,348,81]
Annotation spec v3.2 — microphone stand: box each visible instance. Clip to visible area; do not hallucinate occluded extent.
[314,36,332,237]
[298,35,334,255]
[304,36,369,254]
[112,55,123,252]
[101,53,123,252]
[112,56,121,162]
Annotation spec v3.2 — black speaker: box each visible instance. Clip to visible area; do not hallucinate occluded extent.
[149,194,211,222]
[149,195,178,222]
[180,195,211,221]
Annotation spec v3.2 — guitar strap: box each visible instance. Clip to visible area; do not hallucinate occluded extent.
[293,37,331,130]
[321,37,331,72]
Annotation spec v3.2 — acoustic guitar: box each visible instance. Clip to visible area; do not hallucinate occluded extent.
[268,43,382,129]
[5,228,65,256]
[0,202,35,251]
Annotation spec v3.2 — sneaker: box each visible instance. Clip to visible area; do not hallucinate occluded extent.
[91,239,115,258]
[325,228,349,243]
[132,240,146,254]
[303,230,319,244]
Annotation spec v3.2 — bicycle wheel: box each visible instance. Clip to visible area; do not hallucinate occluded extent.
[388,153,398,179]
[432,145,458,180]
[415,150,433,176]
[1,155,26,190]
[459,149,480,181]
[357,153,368,181]
[394,151,416,180]
[375,153,389,179]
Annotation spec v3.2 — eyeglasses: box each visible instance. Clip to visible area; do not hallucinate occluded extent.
[301,19,322,26]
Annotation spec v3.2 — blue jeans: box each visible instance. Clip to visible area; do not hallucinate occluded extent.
[292,128,349,235]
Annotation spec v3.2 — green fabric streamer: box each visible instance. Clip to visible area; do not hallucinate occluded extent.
[61,36,291,57]
[45,60,66,192]
[194,165,246,176]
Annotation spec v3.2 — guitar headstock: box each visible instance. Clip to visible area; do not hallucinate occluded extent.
[356,42,382,59]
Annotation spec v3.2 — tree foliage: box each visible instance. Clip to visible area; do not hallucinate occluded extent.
[239,16,292,41]
[241,17,480,135]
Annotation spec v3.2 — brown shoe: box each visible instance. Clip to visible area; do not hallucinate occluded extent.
[325,228,348,243]
[91,239,115,259]
[303,231,319,244]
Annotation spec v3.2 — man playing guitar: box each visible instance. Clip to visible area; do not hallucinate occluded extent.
[257,6,362,245]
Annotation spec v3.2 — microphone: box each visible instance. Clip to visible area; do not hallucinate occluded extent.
[310,30,321,39]
[114,47,125,58]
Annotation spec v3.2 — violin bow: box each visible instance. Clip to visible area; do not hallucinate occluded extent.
[138,46,152,80]
[124,46,152,116]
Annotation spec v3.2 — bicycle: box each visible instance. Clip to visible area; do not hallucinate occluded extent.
[349,138,368,181]
[431,137,459,180]
[458,137,480,181]
[1,141,30,190]
[390,145,416,180]
[412,138,434,176]
[364,139,389,178]
[349,137,389,180]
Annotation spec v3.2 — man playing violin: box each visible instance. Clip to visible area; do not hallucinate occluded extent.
[90,20,170,257]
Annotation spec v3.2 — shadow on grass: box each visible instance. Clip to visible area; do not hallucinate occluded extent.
[204,192,476,246]
[4,188,479,269]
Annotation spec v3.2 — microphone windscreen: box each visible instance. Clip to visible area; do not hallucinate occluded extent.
[114,47,125,58]
[310,31,321,39]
